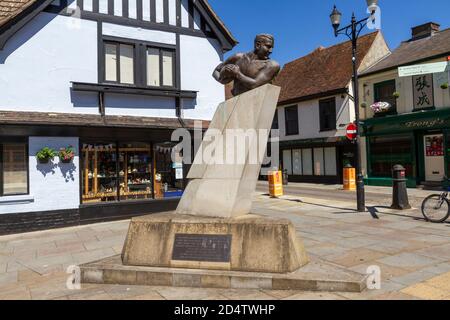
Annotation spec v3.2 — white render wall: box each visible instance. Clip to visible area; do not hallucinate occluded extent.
[0,13,99,114]
[0,12,224,120]
[0,137,80,214]
[180,35,224,120]
[277,91,355,142]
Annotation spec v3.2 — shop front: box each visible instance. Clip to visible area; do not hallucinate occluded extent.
[0,115,200,235]
[279,138,357,184]
[363,108,450,187]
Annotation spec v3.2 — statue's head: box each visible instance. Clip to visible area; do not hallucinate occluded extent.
[254,34,274,60]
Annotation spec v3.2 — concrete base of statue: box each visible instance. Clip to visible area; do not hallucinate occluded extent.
[121,213,309,273]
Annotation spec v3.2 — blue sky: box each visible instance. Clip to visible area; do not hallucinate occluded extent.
[209,0,450,66]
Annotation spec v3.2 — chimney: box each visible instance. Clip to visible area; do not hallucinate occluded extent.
[411,22,440,40]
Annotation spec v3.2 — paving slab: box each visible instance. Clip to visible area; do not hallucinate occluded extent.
[377,253,445,269]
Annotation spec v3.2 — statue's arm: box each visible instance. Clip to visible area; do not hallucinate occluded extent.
[235,62,280,89]
[212,54,242,84]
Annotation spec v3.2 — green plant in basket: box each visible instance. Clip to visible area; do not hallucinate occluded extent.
[36,147,57,163]
[59,146,75,163]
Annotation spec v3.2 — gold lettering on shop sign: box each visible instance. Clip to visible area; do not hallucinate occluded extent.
[404,118,445,128]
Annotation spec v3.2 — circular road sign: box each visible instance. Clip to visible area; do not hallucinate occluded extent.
[346,123,358,140]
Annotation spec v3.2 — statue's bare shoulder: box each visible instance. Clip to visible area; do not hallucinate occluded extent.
[213,34,281,96]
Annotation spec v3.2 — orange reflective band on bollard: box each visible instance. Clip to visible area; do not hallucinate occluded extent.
[343,166,356,191]
[268,171,284,198]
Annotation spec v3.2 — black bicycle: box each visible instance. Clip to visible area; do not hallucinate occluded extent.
[421,177,450,223]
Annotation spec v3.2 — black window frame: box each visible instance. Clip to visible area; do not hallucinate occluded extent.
[101,36,177,89]
[145,46,177,89]
[271,110,279,130]
[284,106,299,136]
[319,97,337,132]
[103,40,137,85]
[0,138,29,197]
[374,80,397,116]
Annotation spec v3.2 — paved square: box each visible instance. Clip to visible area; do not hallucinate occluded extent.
[1,183,449,300]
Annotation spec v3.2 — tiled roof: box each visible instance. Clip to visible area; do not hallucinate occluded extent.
[0,0,36,27]
[0,111,210,130]
[275,31,379,105]
[360,28,450,76]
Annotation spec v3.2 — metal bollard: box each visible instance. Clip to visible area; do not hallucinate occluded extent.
[391,164,411,210]
[282,169,289,186]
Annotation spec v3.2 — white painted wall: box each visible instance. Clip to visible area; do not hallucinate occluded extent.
[0,12,99,114]
[180,35,224,120]
[277,92,354,142]
[0,12,224,121]
[0,137,80,214]
[102,22,176,44]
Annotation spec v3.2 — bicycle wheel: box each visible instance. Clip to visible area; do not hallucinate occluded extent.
[421,194,450,223]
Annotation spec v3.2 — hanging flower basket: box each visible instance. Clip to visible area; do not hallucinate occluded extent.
[59,146,75,163]
[441,82,449,90]
[36,147,57,164]
[370,101,392,114]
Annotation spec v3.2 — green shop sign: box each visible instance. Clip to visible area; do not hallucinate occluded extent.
[363,108,450,136]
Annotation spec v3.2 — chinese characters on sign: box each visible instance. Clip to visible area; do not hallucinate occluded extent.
[413,74,434,110]
[425,135,444,157]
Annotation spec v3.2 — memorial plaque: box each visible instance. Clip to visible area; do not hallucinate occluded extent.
[172,234,232,262]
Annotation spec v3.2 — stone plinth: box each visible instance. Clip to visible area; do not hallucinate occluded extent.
[176,84,281,218]
[122,213,309,274]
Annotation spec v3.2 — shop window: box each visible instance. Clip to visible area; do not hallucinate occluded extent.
[154,143,185,199]
[302,149,313,175]
[284,106,299,136]
[374,80,397,115]
[282,150,292,175]
[324,147,337,176]
[292,149,302,175]
[81,143,119,203]
[319,98,336,131]
[369,135,414,178]
[104,42,135,85]
[314,148,324,176]
[119,143,153,201]
[81,142,184,204]
[0,143,28,196]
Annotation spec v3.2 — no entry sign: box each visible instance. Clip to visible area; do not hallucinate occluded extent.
[346,123,358,140]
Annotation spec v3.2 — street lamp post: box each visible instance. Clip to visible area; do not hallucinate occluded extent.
[330,1,379,212]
